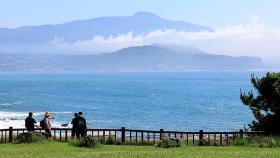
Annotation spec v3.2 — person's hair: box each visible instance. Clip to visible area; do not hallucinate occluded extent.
[74,113,78,117]
[78,112,82,116]
[29,112,33,117]
[44,112,50,118]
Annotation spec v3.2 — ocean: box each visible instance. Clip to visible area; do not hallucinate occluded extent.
[0,71,264,131]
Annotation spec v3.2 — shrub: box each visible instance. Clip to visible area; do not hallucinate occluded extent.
[259,137,280,148]
[233,137,247,146]
[155,138,181,148]
[15,132,45,144]
[98,138,106,144]
[122,140,154,146]
[105,135,115,145]
[70,136,101,148]
[96,135,121,145]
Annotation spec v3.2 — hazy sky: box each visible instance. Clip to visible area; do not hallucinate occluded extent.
[0,0,279,28]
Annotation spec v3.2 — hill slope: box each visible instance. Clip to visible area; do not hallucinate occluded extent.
[0,46,263,72]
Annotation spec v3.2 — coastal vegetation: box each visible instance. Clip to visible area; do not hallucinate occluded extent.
[241,72,280,133]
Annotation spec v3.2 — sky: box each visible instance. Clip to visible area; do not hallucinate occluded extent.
[0,0,279,28]
[0,0,279,67]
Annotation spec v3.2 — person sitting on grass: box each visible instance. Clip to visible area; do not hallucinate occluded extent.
[25,112,37,132]
[76,112,87,138]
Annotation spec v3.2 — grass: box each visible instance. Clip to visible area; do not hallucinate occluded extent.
[0,141,280,158]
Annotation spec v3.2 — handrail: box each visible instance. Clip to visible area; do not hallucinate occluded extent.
[0,127,266,146]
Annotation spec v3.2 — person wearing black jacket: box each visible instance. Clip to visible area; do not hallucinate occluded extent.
[71,113,78,138]
[25,112,37,131]
[76,112,87,138]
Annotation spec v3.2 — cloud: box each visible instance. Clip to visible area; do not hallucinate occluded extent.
[51,16,280,66]
[0,23,19,29]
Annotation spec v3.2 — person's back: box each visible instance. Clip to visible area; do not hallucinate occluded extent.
[76,112,87,138]
[25,112,36,131]
[71,113,78,138]
[43,112,52,138]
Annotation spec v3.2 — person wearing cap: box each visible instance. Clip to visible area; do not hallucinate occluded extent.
[44,112,52,137]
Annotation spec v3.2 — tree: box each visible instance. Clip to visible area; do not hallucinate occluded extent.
[240,72,280,134]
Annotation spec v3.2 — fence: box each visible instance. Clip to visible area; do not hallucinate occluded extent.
[0,127,265,146]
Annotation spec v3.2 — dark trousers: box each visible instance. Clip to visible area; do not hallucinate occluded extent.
[71,129,76,138]
[76,129,86,138]
[45,129,52,138]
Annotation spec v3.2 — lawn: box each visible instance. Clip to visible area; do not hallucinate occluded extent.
[0,142,279,158]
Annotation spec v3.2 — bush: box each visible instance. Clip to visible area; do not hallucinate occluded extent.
[233,137,247,146]
[259,137,280,148]
[122,140,154,146]
[70,136,101,148]
[105,135,115,145]
[96,135,121,145]
[232,136,280,148]
[15,132,45,144]
[155,138,181,148]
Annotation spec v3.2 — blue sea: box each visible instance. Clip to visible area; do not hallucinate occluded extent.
[0,71,264,131]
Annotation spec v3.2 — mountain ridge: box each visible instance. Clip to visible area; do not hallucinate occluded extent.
[0,11,212,45]
[0,45,264,72]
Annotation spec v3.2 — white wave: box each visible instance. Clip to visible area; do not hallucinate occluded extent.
[0,101,24,106]
[0,119,25,129]
[52,111,73,114]
[0,119,67,129]
[0,103,13,106]
[13,101,24,105]
[0,111,27,118]
[0,111,73,129]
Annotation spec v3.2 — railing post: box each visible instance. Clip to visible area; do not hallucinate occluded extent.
[239,129,244,139]
[65,129,68,142]
[121,127,125,144]
[9,127,13,143]
[199,130,203,146]
[159,129,163,140]
[141,131,144,144]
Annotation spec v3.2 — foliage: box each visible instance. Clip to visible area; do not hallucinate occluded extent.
[69,136,101,148]
[105,135,115,145]
[240,72,280,133]
[258,136,280,148]
[15,132,46,144]
[122,140,154,146]
[233,137,247,146]
[96,136,121,145]
[155,138,181,148]
[232,135,280,148]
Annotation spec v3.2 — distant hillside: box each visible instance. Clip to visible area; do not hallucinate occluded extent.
[0,45,264,72]
[0,12,212,46]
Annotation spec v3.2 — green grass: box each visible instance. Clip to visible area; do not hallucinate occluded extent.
[0,142,279,158]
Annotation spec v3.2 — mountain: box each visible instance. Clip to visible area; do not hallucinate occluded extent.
[96,46,263,70]
[0,12,212,46]
[0,45,264,72]
[152,44,206,55]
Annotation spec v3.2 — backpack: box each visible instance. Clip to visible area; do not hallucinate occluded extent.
[77,117,85,129]
[40,119,46,129]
